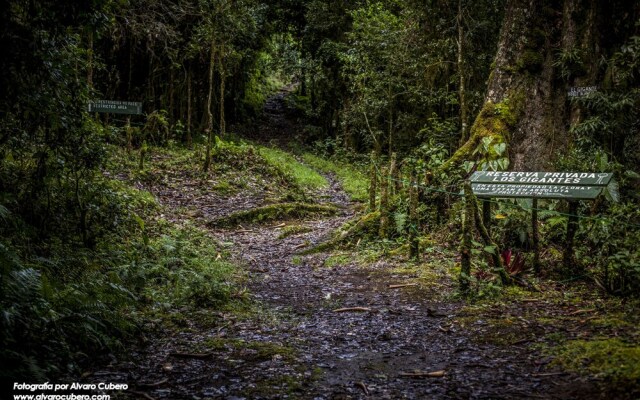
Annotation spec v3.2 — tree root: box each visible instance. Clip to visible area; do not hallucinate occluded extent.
[302,211,380,254]
[209,202,340,227]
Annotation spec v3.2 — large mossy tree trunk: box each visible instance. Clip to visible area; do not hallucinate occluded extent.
[443,0,605,172]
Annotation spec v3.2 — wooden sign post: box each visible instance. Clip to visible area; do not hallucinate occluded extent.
[469,171,614,273]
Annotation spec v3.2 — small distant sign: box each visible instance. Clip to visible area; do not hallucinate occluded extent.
[470,171,613,200]
[89,100,142,115]
[568,86,597,98]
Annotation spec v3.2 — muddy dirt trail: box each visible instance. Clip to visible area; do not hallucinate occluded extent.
[90,90,601,399]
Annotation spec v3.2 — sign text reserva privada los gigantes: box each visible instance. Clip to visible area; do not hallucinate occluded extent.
[470,171,614,200]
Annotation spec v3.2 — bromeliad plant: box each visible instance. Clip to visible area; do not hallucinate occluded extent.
[501,248,528,277]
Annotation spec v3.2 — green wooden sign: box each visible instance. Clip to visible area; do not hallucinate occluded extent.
[88,100,142,115]
[470,171,614,200]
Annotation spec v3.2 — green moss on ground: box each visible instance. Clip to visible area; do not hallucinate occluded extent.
[242,367,323,398]
[551,339,640,389]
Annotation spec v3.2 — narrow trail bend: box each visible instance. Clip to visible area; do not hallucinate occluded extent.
[92,89,599,400]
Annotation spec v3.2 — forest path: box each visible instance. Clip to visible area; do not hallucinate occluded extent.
[95,89,598,399]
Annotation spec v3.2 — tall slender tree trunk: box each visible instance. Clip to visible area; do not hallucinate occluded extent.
[169,68,175,126]
[310,71,317,111]
[368,151,377,212]
[128,43,133,96]
[387,85,393,156]
[187,67,192,148]
[87,30,93,89]
[457,0,468,145]
[148,57,155,111]
[300,41,307,95]
[203,39,216,172]
[219,47,226,139]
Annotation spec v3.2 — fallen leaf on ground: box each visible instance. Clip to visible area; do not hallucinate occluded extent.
[399,370,446,378]
[333,307,371,312]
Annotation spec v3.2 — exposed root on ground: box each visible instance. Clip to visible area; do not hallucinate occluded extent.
[208,202,340,227]
[304,211,380,253]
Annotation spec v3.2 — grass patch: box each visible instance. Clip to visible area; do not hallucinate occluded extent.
[211,180,236,194]
[260,146,328,191]
[324,253,351,268]
[243,66,285,115]
[210,202,339,227]
[302,153,368,201]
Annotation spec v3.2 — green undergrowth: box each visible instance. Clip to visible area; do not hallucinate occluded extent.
[0,151,244,380]
[211,179,244,195]
[107,141,365,208]
[211,202,339,227]
[0,175,158,379]
[137,221,243,309]
[302,152,368,201]
[390,249,456,287]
